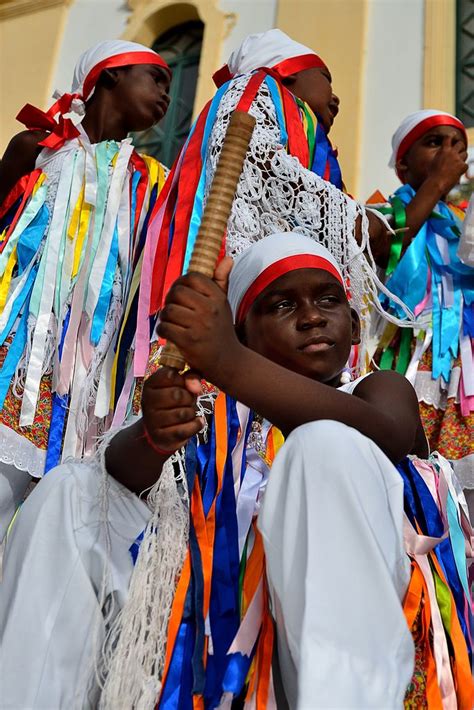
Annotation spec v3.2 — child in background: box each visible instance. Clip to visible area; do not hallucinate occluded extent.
[112,29,398,426]
[0,40,171,538]
[369,111,472,493]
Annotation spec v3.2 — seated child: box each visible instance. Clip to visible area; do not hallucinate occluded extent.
[368,110,473,493]
[1,234,471,709]
[0,40,171,538]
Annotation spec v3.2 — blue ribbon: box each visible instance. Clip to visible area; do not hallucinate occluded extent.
[183,82,230,274]
[159,621,195,710]
[44,309,71,472]
[264,76,288,146]
[205,398,243,707]
[222,650,254,696]
[397,458,471,650]
[0,294,31,408]
[16,203,49,273]
[0,265,38,347]
[382,185,472,381]
[311,120,342,188]
[0,204,49,347]
[91,222,119,345]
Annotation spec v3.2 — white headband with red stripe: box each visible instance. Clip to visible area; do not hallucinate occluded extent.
[389,109,467,169]
[17,40,170,150]
[213,28,327,87]
[71,39,170,102]
[228,232,345,325]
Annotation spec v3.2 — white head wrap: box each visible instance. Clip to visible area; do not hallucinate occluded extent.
[17,39,170,148]
[71,39,170,101]
[389,109,466,168]
[213,29,326,86]
[228,231,344,324]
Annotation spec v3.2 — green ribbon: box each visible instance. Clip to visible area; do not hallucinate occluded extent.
[238,536,248,612]
[433,565,452,635]
[386,196,406,276]
[302,104,316,168]
[380,346,395,370]
[395,327,412,375]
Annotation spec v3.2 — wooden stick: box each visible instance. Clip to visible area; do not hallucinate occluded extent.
[160,110,256,370]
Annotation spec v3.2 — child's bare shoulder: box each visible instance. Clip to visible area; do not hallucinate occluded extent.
[3,129,49,155]
[0,129,49,203]
[352,369,418,410]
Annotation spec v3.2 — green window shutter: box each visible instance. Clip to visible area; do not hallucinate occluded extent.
[456,0,474,127]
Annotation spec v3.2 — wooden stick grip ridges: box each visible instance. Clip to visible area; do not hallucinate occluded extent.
[160,110,256,370]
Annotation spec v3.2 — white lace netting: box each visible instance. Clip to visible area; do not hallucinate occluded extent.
[205,75,411,360]
[98,452,189,709]
[96,390,216,707]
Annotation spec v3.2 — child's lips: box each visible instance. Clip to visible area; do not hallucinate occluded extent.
[299,338,334,353]
[155,101,168,118]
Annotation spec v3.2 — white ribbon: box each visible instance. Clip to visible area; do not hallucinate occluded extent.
[20,158,75,426]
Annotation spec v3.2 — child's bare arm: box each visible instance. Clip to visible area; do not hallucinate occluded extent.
[0,130,48,204]
[402,137,467,239]
[363,136,468,268]
[158,273,422,464]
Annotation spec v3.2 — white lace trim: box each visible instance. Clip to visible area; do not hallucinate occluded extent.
[414,368,461,409]
[0,423,46,478]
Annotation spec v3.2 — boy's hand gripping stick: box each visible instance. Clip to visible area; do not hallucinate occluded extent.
[159,110,256,370]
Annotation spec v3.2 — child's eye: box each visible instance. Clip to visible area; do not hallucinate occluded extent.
[320,294,339,302]
[272,300,293,311]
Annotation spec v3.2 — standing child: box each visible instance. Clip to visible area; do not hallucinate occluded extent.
[0,40,171,537]
[369,110,473,490]
[113,29,398,424]
[1,234,471,709]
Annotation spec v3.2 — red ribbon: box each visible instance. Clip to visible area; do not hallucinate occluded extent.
[150,101,212,314]
[0,169,42,253]
[16,93,81,150]
[213,53,327,88]
[81,51,171,100]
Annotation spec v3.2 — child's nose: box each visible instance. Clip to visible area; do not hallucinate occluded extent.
[298,305,327,329]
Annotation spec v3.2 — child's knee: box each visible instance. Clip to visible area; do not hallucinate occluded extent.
[285,419,364,457]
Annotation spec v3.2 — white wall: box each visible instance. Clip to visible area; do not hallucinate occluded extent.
[358,0,425,200]
[50,0,425,199]
[219,0,277,64]
[49,0,130,97]
[51,0,277,96]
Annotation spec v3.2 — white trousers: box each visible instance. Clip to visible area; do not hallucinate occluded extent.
[259,421,414,710]
[1,422,414,709]
[0,461,150,709]
[0,463,32,542]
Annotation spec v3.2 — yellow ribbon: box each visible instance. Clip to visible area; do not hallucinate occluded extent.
[0,247,18,312]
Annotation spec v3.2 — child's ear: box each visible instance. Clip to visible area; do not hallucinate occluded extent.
[101,68,121,88]
[395,157,409,182]
[235,323,247,345]
[350,309,361,345]
[281,74,297,88]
